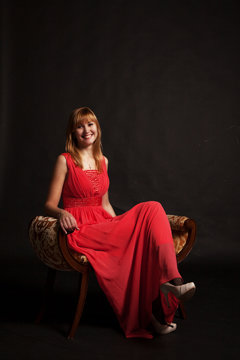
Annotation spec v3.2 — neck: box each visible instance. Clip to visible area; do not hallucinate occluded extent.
[76,146,96,170]
[77,146,94,159]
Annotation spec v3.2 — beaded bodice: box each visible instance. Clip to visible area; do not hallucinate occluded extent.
[61,153,109,208]
[83,170,101,196]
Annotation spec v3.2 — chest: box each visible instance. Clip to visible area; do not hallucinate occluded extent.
[64,165,109,197]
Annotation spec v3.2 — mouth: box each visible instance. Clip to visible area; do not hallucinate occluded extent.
[82,134,93,139]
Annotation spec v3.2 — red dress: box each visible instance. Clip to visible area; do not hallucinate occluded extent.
[62,153,181,339]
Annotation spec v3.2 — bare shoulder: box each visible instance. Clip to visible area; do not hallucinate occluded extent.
[103,155,109,168]
[58,154,67,164]
[103,155,108,164]
[54,154,67,173]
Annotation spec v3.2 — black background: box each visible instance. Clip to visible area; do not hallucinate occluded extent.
[1,0,240,359]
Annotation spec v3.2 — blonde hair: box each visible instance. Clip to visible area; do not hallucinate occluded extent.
[65,107,103,171]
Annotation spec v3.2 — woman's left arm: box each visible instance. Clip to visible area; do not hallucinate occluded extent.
[102,191,116,217]
[102,156,116,217]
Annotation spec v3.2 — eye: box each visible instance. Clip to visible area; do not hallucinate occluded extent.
[77,124,83,128]
[88,122,94,126]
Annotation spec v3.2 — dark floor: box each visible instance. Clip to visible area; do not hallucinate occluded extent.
[1,245,240,360]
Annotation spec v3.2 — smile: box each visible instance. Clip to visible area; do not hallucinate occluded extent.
[82,134,93,139]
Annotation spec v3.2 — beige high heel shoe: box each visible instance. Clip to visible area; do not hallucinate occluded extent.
[151,314,177,335]
[160,282,196,307]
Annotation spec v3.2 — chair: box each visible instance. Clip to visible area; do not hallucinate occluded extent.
[28,213,196,339]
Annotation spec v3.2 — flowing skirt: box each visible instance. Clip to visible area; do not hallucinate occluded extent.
[66,201,181,338]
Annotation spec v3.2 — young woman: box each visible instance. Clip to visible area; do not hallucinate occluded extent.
[45,107,196,339]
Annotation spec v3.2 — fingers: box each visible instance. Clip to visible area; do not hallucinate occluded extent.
[59,218,68,234]
[59,212,79,234]
[71,216,79,231]
[60,224,67,234]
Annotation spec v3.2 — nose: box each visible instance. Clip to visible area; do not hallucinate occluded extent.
[82,125,89,133]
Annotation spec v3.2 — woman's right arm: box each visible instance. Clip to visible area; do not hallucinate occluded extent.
[44,155,79,234]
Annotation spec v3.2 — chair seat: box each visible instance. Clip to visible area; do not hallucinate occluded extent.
[29,216,89,270]
[29,214,196,270]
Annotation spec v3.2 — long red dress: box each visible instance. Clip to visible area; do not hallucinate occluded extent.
[62,153,181,339]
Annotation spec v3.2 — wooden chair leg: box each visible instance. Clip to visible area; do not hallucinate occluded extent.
[67,270,89,340]
[35,268,56,324]
[178,302,187,319]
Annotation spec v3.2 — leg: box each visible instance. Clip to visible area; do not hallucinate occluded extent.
[148,203,194,323]
[148,202,182,284]
[67,270,89,340]
[152,294,165,324]
[170,277,183,285]
[160,281,196,306]
[35,267,56,324]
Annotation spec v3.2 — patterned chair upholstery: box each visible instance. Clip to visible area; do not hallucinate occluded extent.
[29,214,196,339]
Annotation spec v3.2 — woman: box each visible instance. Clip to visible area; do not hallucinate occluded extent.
[45,107,196,339]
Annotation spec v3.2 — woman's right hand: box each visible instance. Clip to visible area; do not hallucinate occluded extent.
[58,210,79,234]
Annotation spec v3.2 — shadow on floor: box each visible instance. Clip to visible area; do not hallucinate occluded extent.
[1,254,240,360]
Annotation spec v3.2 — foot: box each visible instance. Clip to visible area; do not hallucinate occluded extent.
[160,282,196,306]
[151,314,177,335]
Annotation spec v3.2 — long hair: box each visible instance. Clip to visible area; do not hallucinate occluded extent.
[65,107,103,171]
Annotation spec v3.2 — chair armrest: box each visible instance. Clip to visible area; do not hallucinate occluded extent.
[167,215,189,231]
[29,215,72,270]
[58,231,90,272]
[29,215,89,271]
[167,215,196,263]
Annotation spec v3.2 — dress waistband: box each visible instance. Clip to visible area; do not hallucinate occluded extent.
[63,196,102,208]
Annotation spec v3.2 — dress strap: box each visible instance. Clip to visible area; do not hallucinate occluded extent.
[61,152,73,168]
[61,152,70,160]
[61,153,106,172]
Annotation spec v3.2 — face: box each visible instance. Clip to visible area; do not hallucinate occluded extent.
[74,120,98,148]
